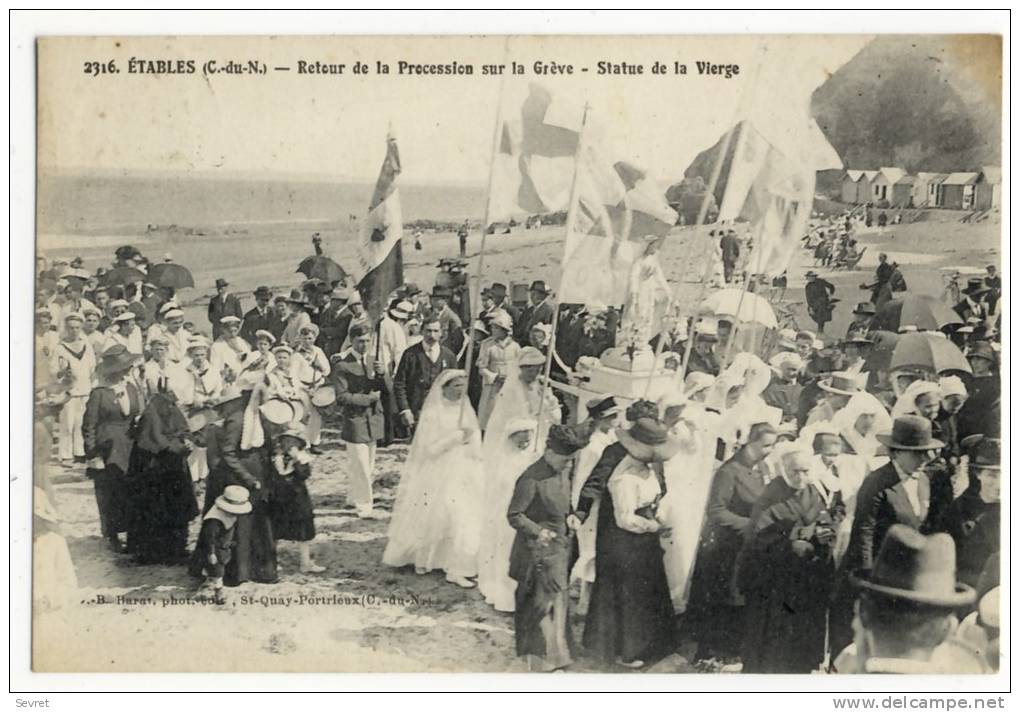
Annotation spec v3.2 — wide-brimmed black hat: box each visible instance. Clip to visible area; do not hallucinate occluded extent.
[617,418,683,462]
[875,415,945,452]
[529,280,550,295]
[851,524,975,609]
[254,286,273,298]
[961,434,1000,469]
[483,282,508,300]
[96,344,142,378]
[431,285,452,298]
[963,277,990,296]
[853,302,877,316]
[966,341,997,364]
[215,278,229,289]
[546,423,590,455]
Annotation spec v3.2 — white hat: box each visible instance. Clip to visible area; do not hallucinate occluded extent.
[769,351,804,372]
[113,311,136,323]
[939,375,967,399]
[186,336,210,353]
[388,300,414,320]
[347,291,363,305]
[159,301,181,315]
[219,315,242,325]
[684,372,715,396]
[214,485,253,515]
[505,417,537,436]
[488,309,514,332]
[63,312,84,324]
[109,299,130,310]
[164,308,184,319]
[518,346,546,367]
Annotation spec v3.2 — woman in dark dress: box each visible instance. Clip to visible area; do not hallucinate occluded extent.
[82,345,144,553]
[686,422,778,662]
[269,427,323,573]
[127,386,199,564]
[583,419,680,669]
[203,381,278,585]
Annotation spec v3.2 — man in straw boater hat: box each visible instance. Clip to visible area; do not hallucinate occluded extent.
[830,414,961,655]
[507,422,591,672]
[240,286,276,349]
[583,418,682,669]
[806,371,864,426]
[82,344,144,553]
[838,524,976,673]
[207,277,243,341]
[188,484,253,604]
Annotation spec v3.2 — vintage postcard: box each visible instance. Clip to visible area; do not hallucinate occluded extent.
[31,32,1003,677]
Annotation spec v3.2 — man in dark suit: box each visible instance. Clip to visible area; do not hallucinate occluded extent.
[720,229,741,284]
[208,278,243,340]
[832,415,964,655]
[805,270,837,334]
[317,287,352,359]
[393,316,458,430]
[953,278,990,323]
[859,252,894,306]
[514,280,554,345]
[429,286,464,358]
[330,323,388,519]
[268,296,289,343]
[240,286,276,349]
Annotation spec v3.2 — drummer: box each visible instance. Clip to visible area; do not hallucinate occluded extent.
[294,324,331,454]
[181,336,223,482]
[239,329,278,378]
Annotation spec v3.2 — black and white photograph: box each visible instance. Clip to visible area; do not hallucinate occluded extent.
[13,12,1008,697]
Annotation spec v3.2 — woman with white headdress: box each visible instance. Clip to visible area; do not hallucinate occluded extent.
[383,369,484,588]
[655,387,713,613]
[831,391,892,472]
[891,379,941,421]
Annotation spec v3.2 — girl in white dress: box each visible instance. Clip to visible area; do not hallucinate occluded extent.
[382,370,484,588]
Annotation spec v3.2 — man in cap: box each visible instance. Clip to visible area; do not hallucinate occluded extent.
[105,311,144,356]
[393,315,458,429]
[148,305,189,364]
[845,525,975,673]
[805,270,837,334]
[685,320,720,377]
[53,313,97,464]
[81,307,107,355]
[47,274,97,328]
[956,341,999,440]
[430,286,464,357]
[514,280,554,346]
[207,278,243,340]
[240,286,276,349]
[317,287,352,358]
[330,322,389,519]
[719,229,741,284]
[281,289,313,348]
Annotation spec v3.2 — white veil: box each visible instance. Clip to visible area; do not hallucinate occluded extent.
[405,368,481,470]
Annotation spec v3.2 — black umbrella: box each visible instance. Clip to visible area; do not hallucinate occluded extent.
[148,262,195,289]
[297,255,347,284]
[873,294,963,333]
[101,265,147,287]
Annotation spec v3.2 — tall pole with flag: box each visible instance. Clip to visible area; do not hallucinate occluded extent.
[353,132,404,323]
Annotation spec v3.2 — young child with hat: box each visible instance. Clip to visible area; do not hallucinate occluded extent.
[269,426,323,574]
[188,485,252,604]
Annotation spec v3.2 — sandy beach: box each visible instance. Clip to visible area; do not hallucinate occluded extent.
[34,209,999,673]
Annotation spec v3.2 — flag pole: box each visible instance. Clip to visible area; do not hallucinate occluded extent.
[460,38,510,423]
[535,102,589,448]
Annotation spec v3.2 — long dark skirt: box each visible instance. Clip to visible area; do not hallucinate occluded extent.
[686,528,746,659]
[205,467,278,585]
[88,465,131,539]
[127,447,199,564]
[270,475,315,542]
[513,543,572,670]
[583,525,675,664]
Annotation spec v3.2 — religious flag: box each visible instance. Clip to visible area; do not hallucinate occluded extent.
[717,41,844,277]
[487,82,677,307]
[353,134,403,321]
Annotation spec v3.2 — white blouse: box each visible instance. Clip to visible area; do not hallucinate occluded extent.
[607,457,663,534]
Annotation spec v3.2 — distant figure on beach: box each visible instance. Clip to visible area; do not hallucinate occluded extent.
[458,220,469,257]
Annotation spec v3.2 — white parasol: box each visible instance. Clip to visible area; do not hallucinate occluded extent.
[700,288,778,328]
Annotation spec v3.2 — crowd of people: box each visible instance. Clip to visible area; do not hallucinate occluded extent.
[33,226,1001,674]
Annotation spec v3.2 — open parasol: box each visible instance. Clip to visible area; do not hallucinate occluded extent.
[297,255,347,284]
[148,262,195,289]
[873,294,963,333]
[100,265,146,287]
[862,330,900,373]
[890,332,971,375]
[700,288,778,328]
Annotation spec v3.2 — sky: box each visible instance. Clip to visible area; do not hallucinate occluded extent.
[38,35,871,184]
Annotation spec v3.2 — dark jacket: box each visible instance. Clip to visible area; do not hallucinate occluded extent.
[240,305,277,349]
[435,306,465,357]
[686,345,721,377]
[82,382,144,473]
[514,299,554,345]
[762,374,802,423]
[331,351,386,443]
[720,233,741,263]
[507,456,573,583]
[317,305,352,358]
[392,341,458,418]
[208,293,243,340]
[575,441,628,521]
[204,400,271,502]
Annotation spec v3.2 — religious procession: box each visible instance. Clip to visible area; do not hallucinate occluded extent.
[33,46,1001,676]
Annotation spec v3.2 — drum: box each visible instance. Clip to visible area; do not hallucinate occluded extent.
[311,384,336,407]
[258,399,295,426]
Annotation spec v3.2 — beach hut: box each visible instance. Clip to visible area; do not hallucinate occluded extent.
[841,170,865,203]
[923,173,950,208]
[938,172,979,210]
[870,167,906,205]
[892,175,916,207]
[858,170,879,203]
[975,166,1001,210]
[912,172,939,208]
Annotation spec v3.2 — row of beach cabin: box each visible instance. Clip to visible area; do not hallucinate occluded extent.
[840,166,1001,211]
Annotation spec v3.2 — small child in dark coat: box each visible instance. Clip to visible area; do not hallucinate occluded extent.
[269,427,323,573]
[189,485,251,603]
